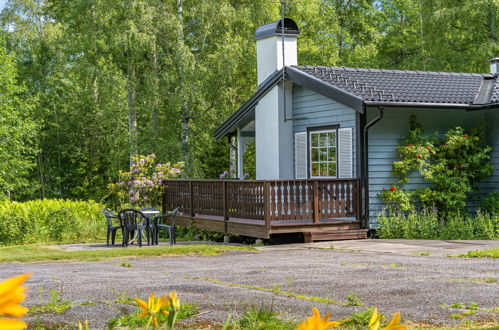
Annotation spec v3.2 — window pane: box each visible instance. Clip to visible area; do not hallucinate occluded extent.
[311,133,318,147]
[328,147,336,161]
[320,163,328,176]
[319,148,328,161]
[328,163,337,177]
[328,132,336,146]
[311,148,318,162]
[320,133,328,147]
[311,163,319,176]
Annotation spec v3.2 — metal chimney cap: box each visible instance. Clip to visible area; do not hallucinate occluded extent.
[254,18,299,40]
[489,57,499,62]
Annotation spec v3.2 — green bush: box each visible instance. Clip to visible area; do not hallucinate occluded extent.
[0,199,106,245]
[378,210,498,240]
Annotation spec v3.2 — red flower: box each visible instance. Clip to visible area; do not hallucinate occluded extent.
[408,144,412,148]
[417,154,421,158]
[425,146,429,150]
[464,134,469,138]
[390,187,396,192]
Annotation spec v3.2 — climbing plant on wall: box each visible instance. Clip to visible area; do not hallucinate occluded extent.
[379,115,493,217]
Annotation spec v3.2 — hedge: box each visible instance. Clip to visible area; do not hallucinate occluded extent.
[0,199,106,246]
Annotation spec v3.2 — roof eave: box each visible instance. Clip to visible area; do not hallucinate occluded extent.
[364,100,499,110]
[286,66,365,113]
[213,69,284,139]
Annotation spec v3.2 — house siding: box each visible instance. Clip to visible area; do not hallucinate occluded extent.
[292,84,357,177]
[483,109,499,195]
[366,107,493,225]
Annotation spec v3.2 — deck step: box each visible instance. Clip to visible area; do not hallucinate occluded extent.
[304,229,368,242]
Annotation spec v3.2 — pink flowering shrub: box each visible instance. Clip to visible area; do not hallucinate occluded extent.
[110,154,184,208]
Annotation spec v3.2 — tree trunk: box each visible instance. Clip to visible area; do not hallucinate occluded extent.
[177,0,190,172]
[128,68,137,165]
[151,52,159,139]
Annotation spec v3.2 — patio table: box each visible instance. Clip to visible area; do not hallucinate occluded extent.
[127,209,159,246]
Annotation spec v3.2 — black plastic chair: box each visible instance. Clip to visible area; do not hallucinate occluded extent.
[154,208,179,245]
[118,209,149,247]
[139,207,160,245]
[102,208,123,246]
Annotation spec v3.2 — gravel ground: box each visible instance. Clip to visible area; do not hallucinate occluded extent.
[1,243,498,329]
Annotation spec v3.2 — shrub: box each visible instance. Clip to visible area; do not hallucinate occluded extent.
[0,199,106,246]
[378,210,498,240]
[380,115,493,218]
[109,153,183,209]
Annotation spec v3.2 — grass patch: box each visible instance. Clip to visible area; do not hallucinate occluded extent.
[338,308,373,329]
[108,302,199,329]
[346,292,363,307]
[185,276,349,306]
[234,305,297,330]
[412,251,430,256]
[455,248,499,259]
[31,287,71,314]
[0,244,255,263]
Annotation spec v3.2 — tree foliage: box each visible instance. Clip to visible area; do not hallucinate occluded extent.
[0,0,497,201]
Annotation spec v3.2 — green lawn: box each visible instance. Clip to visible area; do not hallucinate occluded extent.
[0,244,255,263]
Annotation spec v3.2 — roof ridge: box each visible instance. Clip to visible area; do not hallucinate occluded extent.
[292,65,493,78]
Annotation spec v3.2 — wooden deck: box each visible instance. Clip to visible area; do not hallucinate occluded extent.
[163,178,366,241]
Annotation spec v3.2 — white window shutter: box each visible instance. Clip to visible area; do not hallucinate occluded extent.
[338,128,353,178]
[295,132,307,179]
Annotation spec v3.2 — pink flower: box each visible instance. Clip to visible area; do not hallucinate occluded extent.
[130,197,136,202]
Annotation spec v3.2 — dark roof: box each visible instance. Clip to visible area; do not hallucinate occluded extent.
[292,65,497,105]
[214,65,499,139]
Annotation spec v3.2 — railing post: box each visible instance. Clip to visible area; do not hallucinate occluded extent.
[223,181,228,233]
[189,181,195,217]
[313,180,319,223]
[162,183,167,214]
[264,182,271,238]
[355,179,361,221]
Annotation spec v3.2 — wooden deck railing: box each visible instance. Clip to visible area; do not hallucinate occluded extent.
[163,178,360,225]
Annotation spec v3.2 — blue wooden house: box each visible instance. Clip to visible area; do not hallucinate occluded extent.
[164,18,498,241]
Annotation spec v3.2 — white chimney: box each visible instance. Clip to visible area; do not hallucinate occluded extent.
[253,18,298,180]
[254,18,299,85]
[490,57,499,75]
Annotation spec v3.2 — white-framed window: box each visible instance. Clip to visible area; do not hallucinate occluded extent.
[295,127,352,179]
[309,129,337,178]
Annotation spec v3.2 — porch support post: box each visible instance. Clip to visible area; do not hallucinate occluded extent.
[237,127,244,179]
[313,180,319,223]
[264,182,271,238]
[223,181,228,233]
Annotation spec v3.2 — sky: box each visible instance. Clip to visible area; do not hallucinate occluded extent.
[0,1,5,11]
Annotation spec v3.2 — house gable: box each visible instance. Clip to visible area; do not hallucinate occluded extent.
[292,85,358,179]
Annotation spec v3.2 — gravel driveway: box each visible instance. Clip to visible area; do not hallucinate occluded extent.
[1,241,498,329]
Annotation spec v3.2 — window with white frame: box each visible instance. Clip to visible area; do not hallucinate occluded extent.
[309,129,337,178]
[295,127,352,180]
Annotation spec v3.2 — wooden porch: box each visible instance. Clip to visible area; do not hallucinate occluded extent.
[162,178,367,242]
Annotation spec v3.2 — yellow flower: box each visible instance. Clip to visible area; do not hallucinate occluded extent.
[169,291,180,311]
[382,312,407,330]
[0,273,31,330]
[77,320,89,330]
[369,308,407,330]
[134,293,170,328]
[297,307,340,330]
[369,307,382,330]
